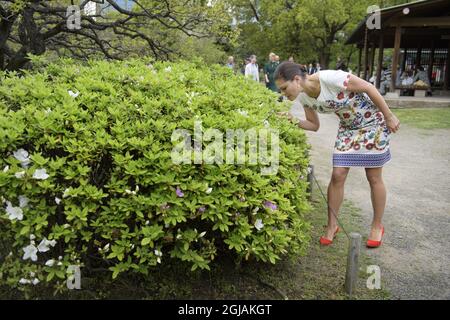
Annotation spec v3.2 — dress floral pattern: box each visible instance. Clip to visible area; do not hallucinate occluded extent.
[296,70,391,168]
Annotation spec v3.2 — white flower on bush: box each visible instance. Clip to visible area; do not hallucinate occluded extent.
[164,66,172,72]
[237,109,249,117]
[15,171,25,179]
[33,168,49,180]
[254,219,264,231]
[32,278,40,285]
[30,234,35,240]
[252,207,260,215]
[5,201,23,221]
[63,188,70,198]
[155,250,162,264]
[3,165,9,172]
[44,108,52,114]
[125,185,139,195]
[37,238,57,253]
[55,197,61,205]
[45,259,56,267]
[13,149,31,168]
[199,231,206,238]
[206,187,213,194]
[154,249,162,257]
[263,120,270,127]
[23,244,38,261]
[19,278,31,285]
[68,90,79,98]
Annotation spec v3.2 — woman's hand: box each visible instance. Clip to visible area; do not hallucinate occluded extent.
[277,111,298,124]
[385,113,400,133]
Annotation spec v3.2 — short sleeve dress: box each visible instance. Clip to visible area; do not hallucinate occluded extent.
[296,70,391,168]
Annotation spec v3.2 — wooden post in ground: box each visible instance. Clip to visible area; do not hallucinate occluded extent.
[390,26,402,92]
[345,233,362,296]
[307,165,314,201]
[428,41,435,86]
[363,27,369,80]
[376,34,384,89]
[357,47,362,77]
[445,40,450,90]
[370,41,376,79]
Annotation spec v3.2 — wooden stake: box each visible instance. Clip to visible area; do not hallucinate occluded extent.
[345,233,362,296]
[307,165,314,200]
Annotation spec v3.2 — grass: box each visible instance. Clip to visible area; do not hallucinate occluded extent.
[1,191,390,300]
[393,107,450,129]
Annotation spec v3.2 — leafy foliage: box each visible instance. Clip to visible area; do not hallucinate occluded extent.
[0,58,311,294]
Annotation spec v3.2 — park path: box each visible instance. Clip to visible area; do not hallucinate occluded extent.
[291,105,450,300]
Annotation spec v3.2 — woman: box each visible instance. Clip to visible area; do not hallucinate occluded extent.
[275,62,400,248]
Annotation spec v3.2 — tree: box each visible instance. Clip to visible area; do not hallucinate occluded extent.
[226,0,413,69]
[0,0,236,71]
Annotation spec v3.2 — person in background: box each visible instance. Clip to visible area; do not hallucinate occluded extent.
[241,58,250,75]
[369,72,377,85]
[264,53,280,92]
[307,63,316,75]
[413,66,432,96]
[315,62,321,72]
[275,55,280,63]
[245,55,259,82]
[226,56,235,71]
[413,66,431,87]
[379,66,391,95]
[336,57,348,71]
[395,66,403,86]
[401,69,414,86]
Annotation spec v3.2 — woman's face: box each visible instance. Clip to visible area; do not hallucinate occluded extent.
[276,75,304,101]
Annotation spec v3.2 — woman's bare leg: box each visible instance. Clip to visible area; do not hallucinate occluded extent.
[365,167,386,241]
[324,167,350,240]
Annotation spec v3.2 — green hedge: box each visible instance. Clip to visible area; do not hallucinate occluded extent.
[0,58,311,293]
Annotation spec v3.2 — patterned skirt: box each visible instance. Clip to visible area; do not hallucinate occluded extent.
[332,118,391,168]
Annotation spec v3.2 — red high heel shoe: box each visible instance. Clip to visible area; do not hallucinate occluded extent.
[367,226,385,248]
[319,226,340,245]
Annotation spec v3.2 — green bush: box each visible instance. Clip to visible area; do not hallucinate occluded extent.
[0,58,311,294]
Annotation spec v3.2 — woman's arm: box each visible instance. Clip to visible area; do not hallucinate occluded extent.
[346,75,400,133]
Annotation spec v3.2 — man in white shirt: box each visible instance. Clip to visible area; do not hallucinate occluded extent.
[245,55,259,82]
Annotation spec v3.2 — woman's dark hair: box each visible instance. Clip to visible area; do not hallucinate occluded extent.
[274,61,307,81]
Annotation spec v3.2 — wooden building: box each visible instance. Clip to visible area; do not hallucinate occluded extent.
[346,0,450,94]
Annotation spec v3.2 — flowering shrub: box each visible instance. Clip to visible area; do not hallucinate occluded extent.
[0,58,311,293]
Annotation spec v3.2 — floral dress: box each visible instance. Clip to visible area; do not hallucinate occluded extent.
[296,70,391,168]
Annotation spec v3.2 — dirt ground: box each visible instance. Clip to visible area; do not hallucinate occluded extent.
[291,105,450,300]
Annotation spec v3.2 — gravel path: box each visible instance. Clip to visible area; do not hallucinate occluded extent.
[291,105,450,300]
